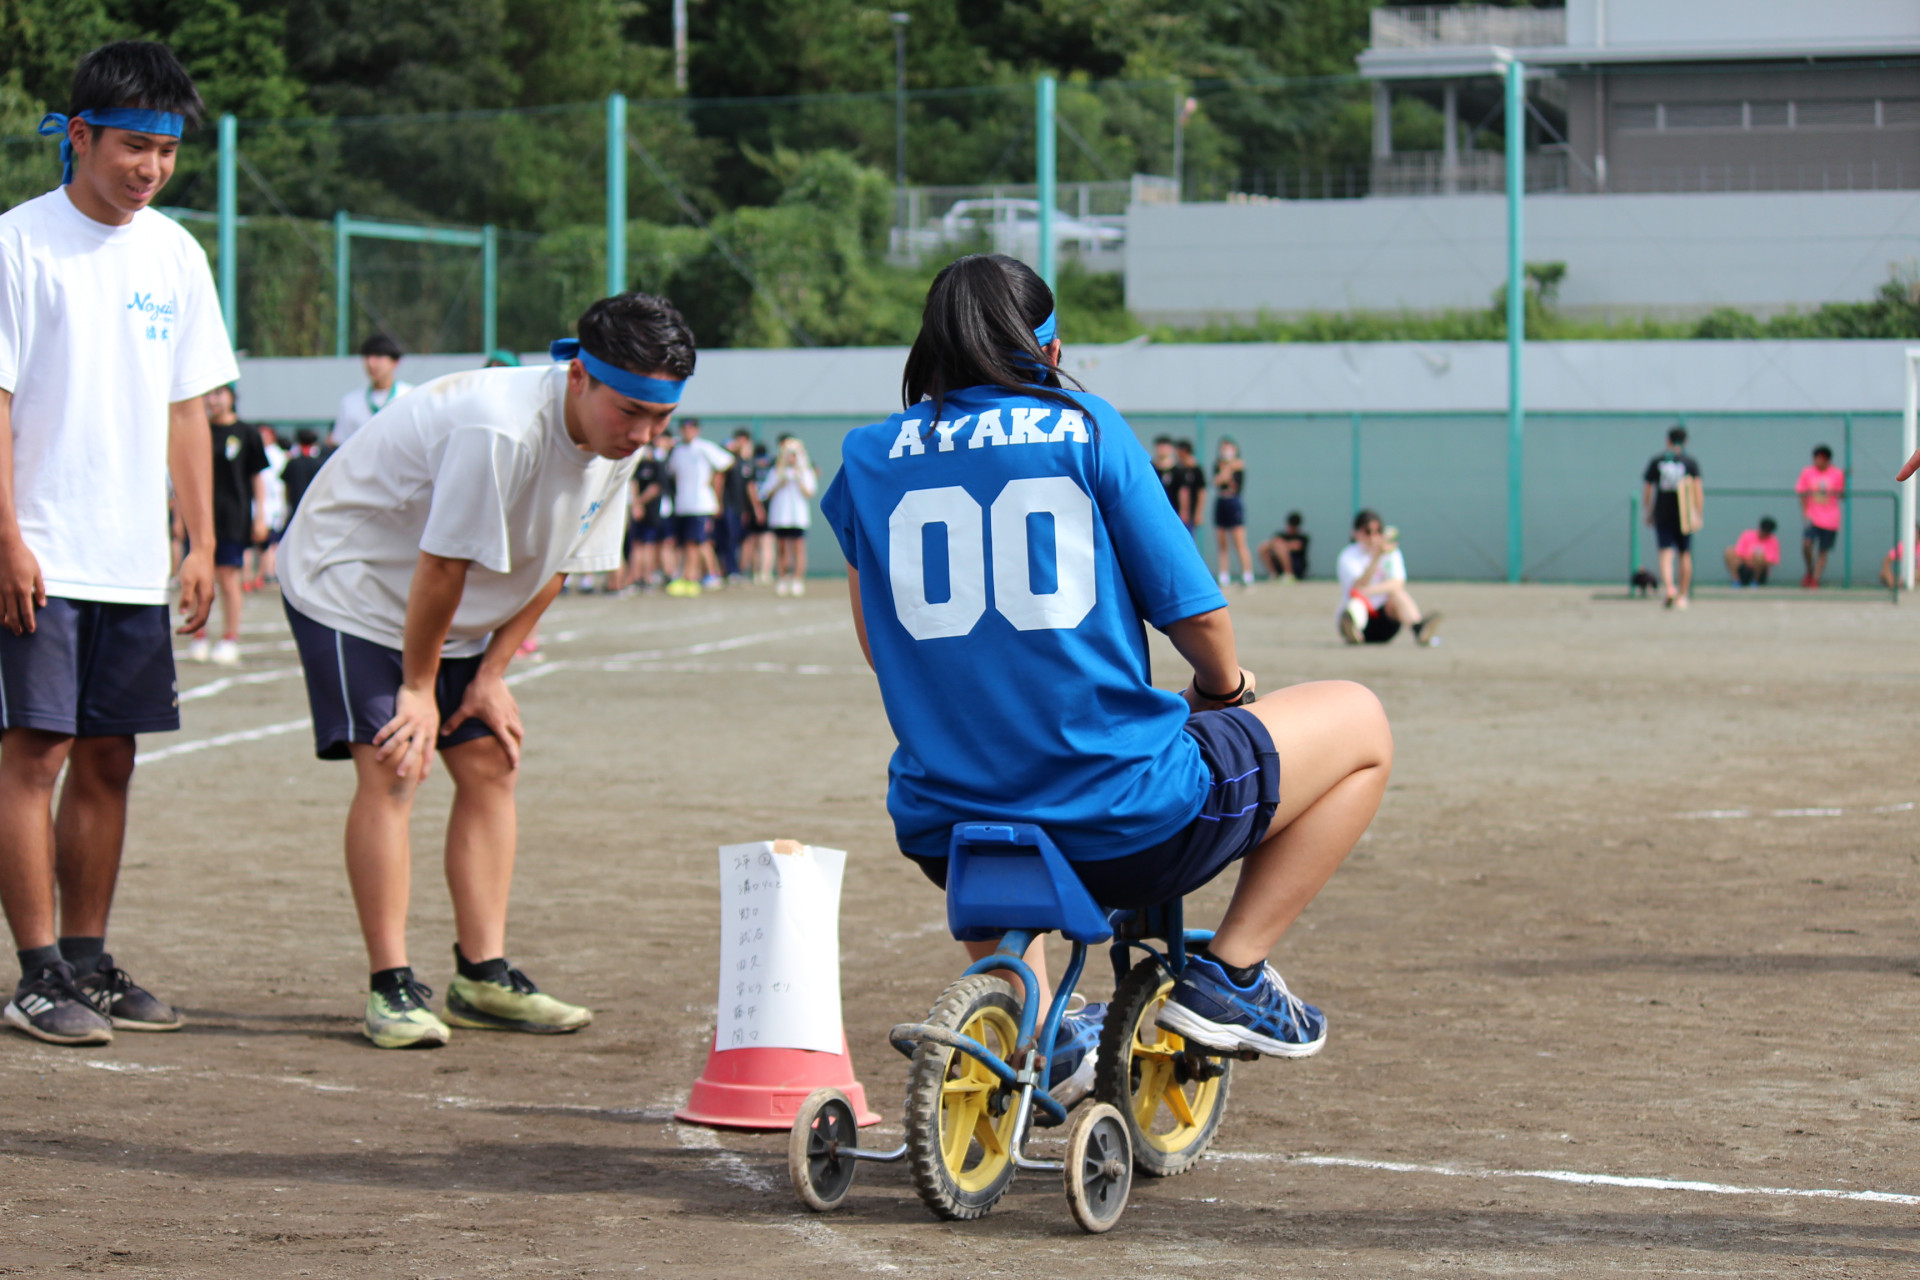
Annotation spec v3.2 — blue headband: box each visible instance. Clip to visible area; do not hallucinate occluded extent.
[1033,310,1058,345]
[38,110,185,186]
[549,339,686,405]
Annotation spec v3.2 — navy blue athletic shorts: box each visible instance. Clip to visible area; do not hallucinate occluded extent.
[213,539,248,568]
[908,706,1281,911]
[0,598,178,737]
[675,514,713,545]
[284,600,495,761]
[1213,496,1245,529]
[1653,520,1691,553]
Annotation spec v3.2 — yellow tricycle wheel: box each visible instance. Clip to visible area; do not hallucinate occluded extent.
[1093,958,1232,1177]
[904,974,1024,1219]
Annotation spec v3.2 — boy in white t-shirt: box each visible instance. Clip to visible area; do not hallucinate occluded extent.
[0,42,235,1047]
[1336,510,1441,646]
[330,332,413,446]
[662,417,733,595]
[278,292,694,1049]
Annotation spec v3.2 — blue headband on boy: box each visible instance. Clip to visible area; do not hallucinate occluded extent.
[38,110,185,185]
[549,339,687,405]
[1033,310,1058,346]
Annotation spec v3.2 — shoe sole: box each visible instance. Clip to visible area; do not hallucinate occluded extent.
[108,1015,186,1032]
[364,1023,450,1049]
[1048,1052,1098,1109]
[4,1001,113,1046]
[1153,1001,1325,1059]
[444,990,590,1035]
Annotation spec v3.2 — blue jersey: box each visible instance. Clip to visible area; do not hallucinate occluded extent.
[821,384,1227,862]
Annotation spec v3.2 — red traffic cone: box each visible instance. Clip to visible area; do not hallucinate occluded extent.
[674,1033,881,1130]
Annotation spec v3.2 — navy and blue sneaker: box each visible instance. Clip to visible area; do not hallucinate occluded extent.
[1046,1001,1107,1107]
[1154,955,1326,1058]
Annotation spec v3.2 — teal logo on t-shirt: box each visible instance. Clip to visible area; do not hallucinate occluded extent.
[128,291,177,341]
[581,499,603,535]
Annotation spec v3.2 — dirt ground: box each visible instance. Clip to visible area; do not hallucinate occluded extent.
[3,579,1919,1277]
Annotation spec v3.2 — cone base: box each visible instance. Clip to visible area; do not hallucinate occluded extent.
[675,1040,881,1131]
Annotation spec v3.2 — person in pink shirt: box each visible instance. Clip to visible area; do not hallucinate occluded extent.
[1723,516,1780,588]
[1795,445,1844,588]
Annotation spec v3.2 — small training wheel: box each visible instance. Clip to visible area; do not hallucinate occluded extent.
[789,1087,859,1212]
[1063,1101,1133,1234]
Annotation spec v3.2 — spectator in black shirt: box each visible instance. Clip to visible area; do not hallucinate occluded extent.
[280,429,326,523]
[190,384,268,666]
[1173,439,1206,533]
[1260,512,1311,581]
[1153,436,1180,513]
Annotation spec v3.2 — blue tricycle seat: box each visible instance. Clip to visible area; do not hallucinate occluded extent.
[945,823,1113,945]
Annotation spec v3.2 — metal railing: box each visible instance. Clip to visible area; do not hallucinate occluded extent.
[1371,151,1569,196]
[1370,5,1566,50]
[1608,160,1920,194]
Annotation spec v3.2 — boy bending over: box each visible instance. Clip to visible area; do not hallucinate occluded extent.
[278,293,694,1048]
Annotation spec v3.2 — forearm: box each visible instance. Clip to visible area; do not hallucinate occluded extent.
[478,574,561,678]
[400,552,470,690]
[1163,607,1239,693]
[846,565,873,670]
[0,391,18,538]
[168,399,215,548]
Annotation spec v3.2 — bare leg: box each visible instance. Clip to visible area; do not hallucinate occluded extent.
[1215,527,1230,579]
[1380,583,1424,627]
[345,745,422,972]
[1802,538,1815,581]
[215,565,243,639]
[0,730,75,951]
[1232,528,1253,578]
[440,736,518,963]
[962,936,1051,1014]
[791,538,808,582]
[1658,547,1677,599]
[53,735,136,937]
[1723,546,1741,580]
[1207,680,1392,967]
[1814,547,1830,585]
[1677,550,1694,599]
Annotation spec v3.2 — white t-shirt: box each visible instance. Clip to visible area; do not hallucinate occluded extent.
[665,436,733,517]
[0,189,239,604]
[280,365,636,656]
[758,459,816,530]
[260,439,288,531]
[1336,541,1407,615]
[332,380,414,445]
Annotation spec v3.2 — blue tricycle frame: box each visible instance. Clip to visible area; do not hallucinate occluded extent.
[786,821,1244,1233]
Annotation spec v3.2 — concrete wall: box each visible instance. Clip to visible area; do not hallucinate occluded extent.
[1566,0,1919,51]
[1124,190,1920,322]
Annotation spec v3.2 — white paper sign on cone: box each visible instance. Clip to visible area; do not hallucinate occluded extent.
[714,841,847,1055]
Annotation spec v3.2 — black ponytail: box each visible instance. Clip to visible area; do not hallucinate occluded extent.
[901,254,1084,417]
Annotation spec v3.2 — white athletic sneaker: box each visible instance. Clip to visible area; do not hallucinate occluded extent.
[776,578,791,596]
[210,638,241,667]
[186,636,211,663]
[791,579,805,596]
[1241,572,1255,587]
[1217,572,1230,587]
[1339,598,1368,645]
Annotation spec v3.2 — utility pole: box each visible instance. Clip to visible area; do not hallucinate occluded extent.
[891,13,910,188]
[673,0,688,92]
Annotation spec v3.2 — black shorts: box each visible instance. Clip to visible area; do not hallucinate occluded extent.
[772,526,807,541]
[213,539,248,569]
[1803,524,1838,553]
[1363,609,1401,644]
[636,519,668,545]
[284,601,494,761]
[1213,497,1245,530]
[908,707,1281,911]
[0,598,178,737]
[1654,521,1691,553]
[675,514,713,545]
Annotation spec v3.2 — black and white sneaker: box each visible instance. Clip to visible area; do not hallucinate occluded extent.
[5,962,113,1045]
[78,956,184,1032]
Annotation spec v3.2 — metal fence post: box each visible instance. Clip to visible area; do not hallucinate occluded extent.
[217,114,237,343]
[1350,411,1362,517]
[334,210,350,357]
[1036,75,1056,289]
[1628,495,1639,582]
[482,224,498,356]
[1504,56,1526,584]
[607,93,628,296]
[1842,412,1854,588]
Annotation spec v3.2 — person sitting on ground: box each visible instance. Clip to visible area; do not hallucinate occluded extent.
[1260,512,1310,581]
[277,291,693,1049]
[1337,511,1441,646]
[821,253,1393,1094]
[1724,516,1780,588]
[1796,444,1845,589]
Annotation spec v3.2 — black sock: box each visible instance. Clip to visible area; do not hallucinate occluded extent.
[59,936,106,975]
[1197,947,1262,988]
[454,944,510,984]
[370,966,415,996]
[17,944,64,981]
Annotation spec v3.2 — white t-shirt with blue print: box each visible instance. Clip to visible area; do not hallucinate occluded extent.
[821,384,1227,863]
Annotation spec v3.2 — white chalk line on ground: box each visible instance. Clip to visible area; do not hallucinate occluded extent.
[1211,1151,1920,1206]
[177,666,302,702]
[1678,801,1914,820]
[139,621,849,763]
